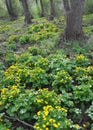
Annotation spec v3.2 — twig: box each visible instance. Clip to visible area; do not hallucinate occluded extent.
[4,115,34,129]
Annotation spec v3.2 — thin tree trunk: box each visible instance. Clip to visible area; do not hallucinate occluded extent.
[35,0,41,17]
[36,0,38,4]
[49,0,56,20]
[40,0,44,17]
[5,0,17,20]
[20,0,32,24]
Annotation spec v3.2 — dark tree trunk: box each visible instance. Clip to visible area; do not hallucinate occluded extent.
[63,0,85,40]
[49,0,56,20]
[20,0,32,24]
[5,0,17,21]
[63,0,70,11]
[36,0,38,4]
[40,0,44,17]
[35,0,41,17]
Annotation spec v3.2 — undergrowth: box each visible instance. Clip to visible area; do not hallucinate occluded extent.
[0,14,93,130]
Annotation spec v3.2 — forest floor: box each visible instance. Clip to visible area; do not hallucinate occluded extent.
[0,15,93,130]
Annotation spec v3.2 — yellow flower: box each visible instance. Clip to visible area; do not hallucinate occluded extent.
[57,122,60,126]
[1,95,6,100]
[10,65,16,69]
[76,54,85,59]
[43,105,50,110]
[0,118,3,122]
[1,88,7,94]
[42,124,46,128]
[0,101,2,106]
[49,118,55,123]
[12,85,17,89]
[83,124,86,128]
[4,71,8,74]
[45,128,49,130]
[44,110,49,116]
[16,89,20,94]
[74,124,79,129]
[46,122,49,125]
[10,90,15,95]
[61,108,68,113]
[45,101,48,104]
[9,95,13,98]
[37,99,43,103]
[37,111,41,116]
[53,123,59,128]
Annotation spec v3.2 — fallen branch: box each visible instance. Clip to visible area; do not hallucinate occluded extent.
[4,115,34,129]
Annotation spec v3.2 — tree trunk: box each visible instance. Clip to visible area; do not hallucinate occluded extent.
[40,0,44,17]
[5,0,17,20]
[36,0,38,4]
[63,0,85,40]
[35,0,41,17]
[20,0,32,24]
[49,0,56,20]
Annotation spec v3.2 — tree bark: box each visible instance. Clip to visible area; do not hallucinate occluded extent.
[63,0,70,11]
[40,0,44,17]
[35,0,41,17]
[36,0,38,4]
[5,0,17,21]
[63,0,85,40]
[20,0,32,24]
[49,0,56,20]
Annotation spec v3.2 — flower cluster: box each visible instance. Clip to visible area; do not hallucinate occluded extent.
[7,34,18,43]
[1,52,93,129]
[0,25,11,33]
[0,85,20,102]
[75,54,89,67]
[52,70,72,92]
[34,105,72,130]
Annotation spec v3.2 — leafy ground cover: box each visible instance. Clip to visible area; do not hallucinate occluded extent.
[0,15,93,130]
[0,50,93,130]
